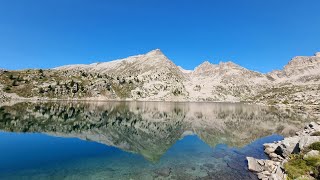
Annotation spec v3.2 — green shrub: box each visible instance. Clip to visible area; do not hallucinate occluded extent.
[283,100,289,104]
[48,85,53,91]
[12,80,18,86]
[311,132,320,136]
[305,156,320,167]
[284,154,318,179]
[81,72,87,77]
[308,142,320,151]
[38,87,45,93]
[3,86,11,91]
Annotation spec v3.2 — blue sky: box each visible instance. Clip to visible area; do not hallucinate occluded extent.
[0,0,319,73]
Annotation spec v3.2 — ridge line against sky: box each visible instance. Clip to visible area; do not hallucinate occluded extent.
[54,48,319,74]
[0,0,319,73]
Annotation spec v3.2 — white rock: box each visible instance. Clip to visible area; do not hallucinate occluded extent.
[265,147,276,154]
[298,136,320,150]
[303,150,320,159]
[269,153,278,158]
[308,122,320,132]
[261,171,271,176]
[258,172,269,179]
[247,157,264,172]
[279,136,301,157]
[265,160,277,173]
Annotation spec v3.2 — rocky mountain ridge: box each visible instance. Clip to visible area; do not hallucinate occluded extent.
[269,52,320,83]
[0,50,320,106]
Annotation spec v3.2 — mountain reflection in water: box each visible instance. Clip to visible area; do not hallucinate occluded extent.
[0,102,312,180]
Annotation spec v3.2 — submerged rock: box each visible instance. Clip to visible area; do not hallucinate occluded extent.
[154,167,172,177]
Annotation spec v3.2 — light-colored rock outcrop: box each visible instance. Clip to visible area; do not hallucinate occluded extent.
[247,122,320,180]
[303,150,320,159]
[247,157,285,180]
[269,53,320,83]
[50,50,320,103]
[1,50,320,108]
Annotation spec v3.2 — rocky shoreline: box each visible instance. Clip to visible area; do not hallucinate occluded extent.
[247,122,320,180]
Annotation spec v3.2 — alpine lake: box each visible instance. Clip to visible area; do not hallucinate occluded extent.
[0,101,313,180]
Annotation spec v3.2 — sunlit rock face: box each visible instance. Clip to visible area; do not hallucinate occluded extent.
[0,102,313,162]
[1,50,319,106]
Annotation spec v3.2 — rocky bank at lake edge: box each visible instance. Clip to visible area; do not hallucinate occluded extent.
[247,122,320,180]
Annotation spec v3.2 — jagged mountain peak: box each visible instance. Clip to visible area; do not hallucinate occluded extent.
[192,60,250,77]
[194,61,215,71]
[201,60,212,66]
[55,49,174,73]
[192,61,215,76]
[2,50,320,103]
[195,60,242,70]
[285,53,320,68]
[218,61,242,68]
[145,49,164,56]
[268,52,320,81]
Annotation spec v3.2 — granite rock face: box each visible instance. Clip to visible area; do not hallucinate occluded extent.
[303,150,320,159]
[247,122,320,180]
[0,50,320,108]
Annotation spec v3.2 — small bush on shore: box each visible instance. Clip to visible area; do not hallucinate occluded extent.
[311,132,320,136]
[284,154,314,179]
[3,86,11,91]
[284,143,320,180]
[308,142,320,151]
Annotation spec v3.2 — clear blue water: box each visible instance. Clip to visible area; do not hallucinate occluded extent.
[0,102,310,179]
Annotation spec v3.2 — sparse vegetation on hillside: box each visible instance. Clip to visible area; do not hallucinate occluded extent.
[0,50,319,105]
[0,69,141,99]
